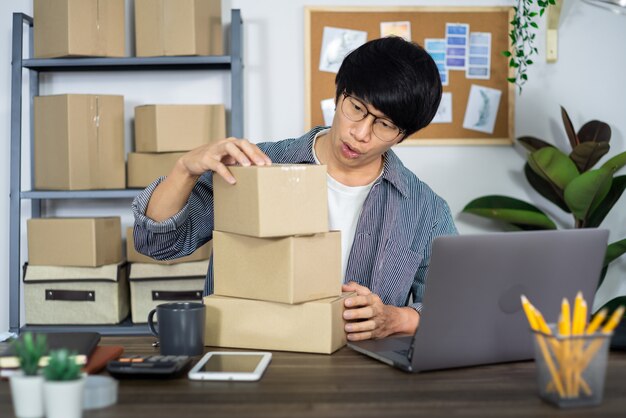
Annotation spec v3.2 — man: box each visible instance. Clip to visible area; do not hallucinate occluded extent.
[132,36,458,342]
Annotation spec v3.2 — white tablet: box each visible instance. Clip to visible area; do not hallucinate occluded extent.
[188,351,272,381]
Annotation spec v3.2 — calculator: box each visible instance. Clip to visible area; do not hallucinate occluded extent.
[106,355,193,378]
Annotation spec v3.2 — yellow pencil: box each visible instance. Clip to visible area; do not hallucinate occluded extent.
[534,308,552,335]
[579,306,625,376]
[601,306,625,333]
[571,296,587,396]
[572,292,586,336]
[560,298,571,337]
[520,295,539,330]
[520,296,566,397]
[559,298,573,396]
[586,309,608,335]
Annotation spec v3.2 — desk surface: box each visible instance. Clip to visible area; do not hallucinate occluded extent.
[2,336,626,417]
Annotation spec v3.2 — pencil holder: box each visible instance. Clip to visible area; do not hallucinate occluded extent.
[532,327,612,408]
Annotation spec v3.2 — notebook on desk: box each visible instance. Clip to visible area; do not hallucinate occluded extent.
[0,332,100,369]
[348,229,609,373]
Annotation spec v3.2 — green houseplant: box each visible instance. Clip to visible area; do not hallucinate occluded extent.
[9,333,47,418]
[43,349,85,418]
[13,332,47,376]
[462,106,626,314]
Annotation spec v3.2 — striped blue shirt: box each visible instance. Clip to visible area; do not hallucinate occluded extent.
[132,127,458,312]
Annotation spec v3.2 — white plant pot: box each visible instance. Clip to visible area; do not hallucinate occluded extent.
[9,373,45,418]
[43,378,85,418]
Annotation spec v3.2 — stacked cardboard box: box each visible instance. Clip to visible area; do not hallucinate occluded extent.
[135,0,223,57]
[25,217,128,324]
[205,164,348,354]
[127,104,226,188]
[34,0,125,58]
[34,95,125,190]
[126,227,212,323]
[35,0,224,59]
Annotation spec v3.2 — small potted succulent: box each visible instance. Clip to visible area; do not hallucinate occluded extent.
[43,349,85,418]
[9,332,47,418]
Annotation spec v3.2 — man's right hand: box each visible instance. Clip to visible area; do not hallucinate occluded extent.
[145,137,271,222]
[179,137,272,184]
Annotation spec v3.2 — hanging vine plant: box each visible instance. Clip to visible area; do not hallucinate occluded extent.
[504,0,557,94]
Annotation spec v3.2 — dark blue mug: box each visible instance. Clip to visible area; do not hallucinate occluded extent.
[148,302,206,356]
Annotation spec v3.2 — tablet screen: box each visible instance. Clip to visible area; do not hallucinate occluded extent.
[199,354,265,373]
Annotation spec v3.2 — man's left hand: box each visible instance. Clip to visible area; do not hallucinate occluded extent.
[342,281,419,341]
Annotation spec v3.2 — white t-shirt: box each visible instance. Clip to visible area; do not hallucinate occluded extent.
[312,129,381,280]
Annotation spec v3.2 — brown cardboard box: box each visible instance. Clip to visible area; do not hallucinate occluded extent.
[24,263,128,325]
[126,227,212,264]
[129,261,208,323]
[34,94,125,190]
[27,217,123,267]
[213,165,329,237]
[213,231,341,304]
[134,105,226,152]
[127,152,185,188]
[34,0,125,58]
[135,0,223,57]
[203,294,349,354]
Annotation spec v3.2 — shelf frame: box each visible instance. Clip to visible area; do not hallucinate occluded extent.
[21,319,151,336]
[8,10,244,334]
[23,55,232,71]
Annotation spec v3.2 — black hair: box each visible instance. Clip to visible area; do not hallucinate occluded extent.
[335,36,442,139]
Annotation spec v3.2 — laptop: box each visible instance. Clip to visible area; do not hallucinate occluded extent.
[348,229,609,372]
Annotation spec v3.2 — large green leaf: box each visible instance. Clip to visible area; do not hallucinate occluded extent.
[602,150,626,173]
[524,163,570,213]
[463,195,557,230]
[569,142,610,173]
[605,238,626,267]
[587,175,626,227]
[577,120,611,143]
[563,168,613,221]
[561,106,578,149]
[596,239,626,288]
[517,136,554,153]
[528,147,580,190]
[596,295,626,316]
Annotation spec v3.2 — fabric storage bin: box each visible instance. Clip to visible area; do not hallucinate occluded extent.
[129,260,208,323]
[23,263,128,325]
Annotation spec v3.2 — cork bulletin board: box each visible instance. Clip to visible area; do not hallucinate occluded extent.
[304,7,515,145]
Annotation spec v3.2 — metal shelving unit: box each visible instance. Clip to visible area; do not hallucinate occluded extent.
[9,10,244,335]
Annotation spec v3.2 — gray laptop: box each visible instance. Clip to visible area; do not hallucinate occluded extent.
[348,229,609,372]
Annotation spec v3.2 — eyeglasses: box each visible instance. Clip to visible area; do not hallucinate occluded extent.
[340,92,404,142]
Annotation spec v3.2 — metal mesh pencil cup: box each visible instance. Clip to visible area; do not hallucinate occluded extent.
[531,327,612,408]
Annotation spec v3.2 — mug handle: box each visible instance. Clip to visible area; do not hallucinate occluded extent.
[147,308,159,337]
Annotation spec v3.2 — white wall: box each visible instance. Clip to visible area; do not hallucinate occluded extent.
[1,0,624,332]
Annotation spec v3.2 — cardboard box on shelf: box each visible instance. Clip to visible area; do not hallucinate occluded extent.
[135,0,223,57]
[27,217,123,267]
[213,164,329,237]
[34,0,125,58]
[126,227,212,264]
[127,152,185,188]
[213,231,341,304]
[203,293,350,354]
[34,94,125,190]
[134,105,226,152]
[23,263,128,325]
[128,260,208,323]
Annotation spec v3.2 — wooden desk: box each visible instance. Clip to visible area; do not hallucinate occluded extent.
[2,336,626,417]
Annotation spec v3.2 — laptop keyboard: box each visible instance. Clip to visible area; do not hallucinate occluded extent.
[393,348,409,357]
